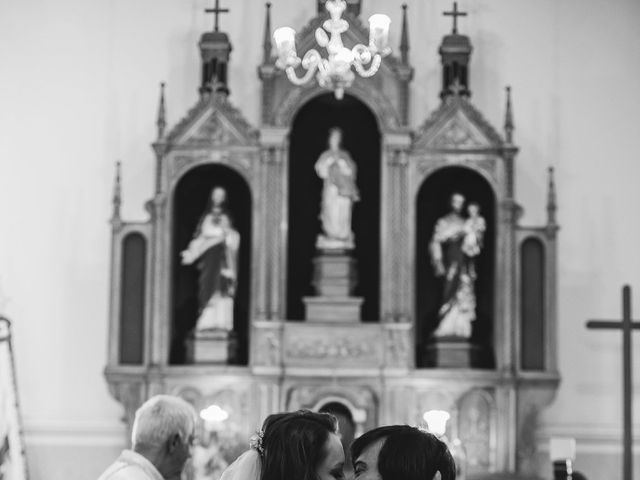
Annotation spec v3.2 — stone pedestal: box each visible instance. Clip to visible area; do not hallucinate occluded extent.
[185,330,236,364]
[303,250,363,322]
[311,252,357,296]
[423,338,488,368]
[303,296,364,322]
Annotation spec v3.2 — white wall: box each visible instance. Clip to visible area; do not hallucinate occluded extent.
[1,0,639,479]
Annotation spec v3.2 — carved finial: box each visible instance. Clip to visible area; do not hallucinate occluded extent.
[112,161,122,221]
[400,4,410,64]
[262,2,272,64]
[157,82,166,140]
[504,85,514,144]
[547,166,557,226]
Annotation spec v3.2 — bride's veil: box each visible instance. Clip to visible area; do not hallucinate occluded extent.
[219,449,262,480]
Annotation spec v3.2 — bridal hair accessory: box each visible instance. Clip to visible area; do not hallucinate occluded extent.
[249,428,265,456]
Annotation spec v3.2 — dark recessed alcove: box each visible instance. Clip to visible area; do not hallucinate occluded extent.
[287,93,381,322]
[171,164,252,365]
[415,166,496,367]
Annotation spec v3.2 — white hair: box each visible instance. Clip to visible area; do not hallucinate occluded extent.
[131,395,197,449]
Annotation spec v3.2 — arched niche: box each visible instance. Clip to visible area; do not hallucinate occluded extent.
[271,79,401,130]
[171,164,252,365]
[286,93,381,321]
[119,232,147,365]
[520,237,546,371]
[415,166,496,367]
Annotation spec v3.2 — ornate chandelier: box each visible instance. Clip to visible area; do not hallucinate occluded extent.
[273,0,391,99]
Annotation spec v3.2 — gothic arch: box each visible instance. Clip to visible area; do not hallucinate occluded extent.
[415,166,496,366]
[170,164,253,365]
[272,79,401,131]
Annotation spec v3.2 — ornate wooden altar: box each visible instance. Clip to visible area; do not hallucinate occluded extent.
[105,3,560,478]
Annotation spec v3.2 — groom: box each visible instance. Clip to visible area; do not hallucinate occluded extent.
[350,425,455,480]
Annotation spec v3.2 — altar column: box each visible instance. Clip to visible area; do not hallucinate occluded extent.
[259,127,288,320]
[381,132,412,323]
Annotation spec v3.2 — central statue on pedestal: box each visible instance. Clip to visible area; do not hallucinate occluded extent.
[304,127,363,323]
[315,127,360,250]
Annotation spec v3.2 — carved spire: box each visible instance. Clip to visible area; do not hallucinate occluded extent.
[546,166,557,226]
[262,2,272,64]
[156,82,166,140]
[400,3,410,64]
[112,161,122,221]
[439,2,472,99]
[504,85,514,144]
[199,3,233,97]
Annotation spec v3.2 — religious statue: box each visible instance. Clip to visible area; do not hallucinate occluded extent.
[181,187,240,334]
[315,127,360,250]
[429,193,486,338]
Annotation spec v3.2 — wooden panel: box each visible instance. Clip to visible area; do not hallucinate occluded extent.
[119,233,146,365]
[520,238,545,371]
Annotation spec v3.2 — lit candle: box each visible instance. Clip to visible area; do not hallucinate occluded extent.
[423,410,450,437]
[368,14,391,54]
[273,27,297,67]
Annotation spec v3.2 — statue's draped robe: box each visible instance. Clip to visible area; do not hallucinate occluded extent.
[430,212,484,338]
[183,208,240,332]
[315,149,359,245]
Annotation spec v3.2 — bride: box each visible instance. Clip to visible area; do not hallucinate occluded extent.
[220,410,345,480]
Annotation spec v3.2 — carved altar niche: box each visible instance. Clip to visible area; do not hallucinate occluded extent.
[286,93,382,321]
[415,165,497,367]
[285,383,378,436]
[457,389,498,475]
[258,4,414,323]
[171,163,252,364]
[409,94,510,370]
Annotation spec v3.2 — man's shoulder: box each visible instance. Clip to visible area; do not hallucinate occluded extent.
[97,451,163,480]
[98,462,155,480]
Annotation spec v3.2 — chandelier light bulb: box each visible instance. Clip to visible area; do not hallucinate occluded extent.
[273,27,297,68]
[368,14,391,54]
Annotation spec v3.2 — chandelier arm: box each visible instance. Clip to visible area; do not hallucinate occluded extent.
[285,50,322,85]
[285,64,317,86]
[353,54,382,78]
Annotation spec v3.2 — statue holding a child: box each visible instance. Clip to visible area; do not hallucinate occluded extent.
[429,192,486,339]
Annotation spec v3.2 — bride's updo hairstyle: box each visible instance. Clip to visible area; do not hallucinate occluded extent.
[260,410,338,480]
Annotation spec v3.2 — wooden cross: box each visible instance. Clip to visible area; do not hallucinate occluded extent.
[443,2,467,35]
[586,285,640,480]
[205,0,229,32]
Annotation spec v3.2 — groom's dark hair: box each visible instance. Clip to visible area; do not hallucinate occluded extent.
[260,410,338,480]
[351,425,456,480]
